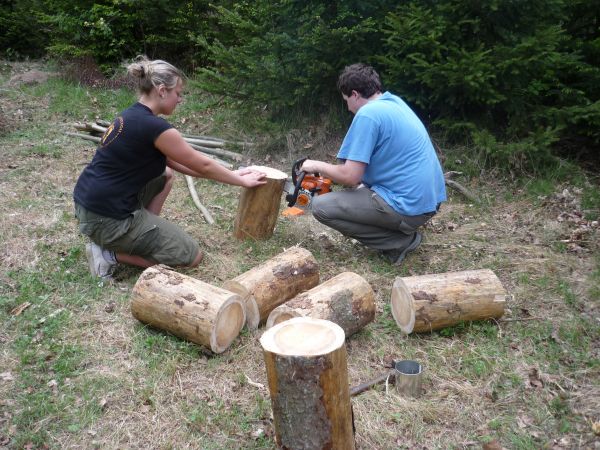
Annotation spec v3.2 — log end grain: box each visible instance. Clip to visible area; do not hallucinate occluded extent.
[246,166,287,180]
[243,296,260,330]
[265,304,302,329]
[390,277,415,334]
[222,280,260,330]
[211,297,246,354]
[260,317,345,357]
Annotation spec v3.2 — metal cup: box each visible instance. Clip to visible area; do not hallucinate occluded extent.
[394,360,423,398]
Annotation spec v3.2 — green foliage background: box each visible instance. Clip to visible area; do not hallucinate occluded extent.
[1,0,598,172]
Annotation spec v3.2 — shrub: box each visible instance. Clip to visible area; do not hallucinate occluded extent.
[194,0,388,115]
[377,0,600,172]
[0,0,47,59]
[38,0,212,73]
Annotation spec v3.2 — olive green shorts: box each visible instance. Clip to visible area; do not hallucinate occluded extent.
[74,174,200,266]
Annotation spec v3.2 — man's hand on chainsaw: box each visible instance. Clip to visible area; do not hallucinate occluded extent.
[300,159,322,175]
[301,159,366,187]
[235,167,267,187]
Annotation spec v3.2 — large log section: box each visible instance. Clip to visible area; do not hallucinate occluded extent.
[234,166,288,240]
[131,265,245,353]
[260,317,355,450]
[266,271,375,338]
[223,246,319,329]
[391,269,508,334]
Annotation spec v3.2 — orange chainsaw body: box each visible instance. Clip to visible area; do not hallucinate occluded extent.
[295,175,333,207]
[282,158,333,216]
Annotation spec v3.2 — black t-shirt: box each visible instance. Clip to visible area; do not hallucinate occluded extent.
[73,103,173,219]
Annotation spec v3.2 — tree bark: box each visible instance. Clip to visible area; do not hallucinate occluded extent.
[131,265,245,353]
[233,166,287,240]
[223,246,319,329]
[266,272,375,338]
[260,317,355,450]
[390,269,508,334]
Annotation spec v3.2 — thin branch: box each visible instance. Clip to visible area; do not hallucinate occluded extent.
[183,137,226,148]
[66,132,101,143]
[185,175,215,225]
[444,172,479,203]
[187,142,243,162]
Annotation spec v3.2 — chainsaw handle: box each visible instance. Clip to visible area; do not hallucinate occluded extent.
[286,170,306,206]
[291,157,307,185]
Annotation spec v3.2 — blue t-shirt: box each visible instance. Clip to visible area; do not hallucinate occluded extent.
[337,92,446,215]
[73,102,172,218]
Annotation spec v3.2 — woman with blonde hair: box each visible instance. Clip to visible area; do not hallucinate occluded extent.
[73,56,265,281]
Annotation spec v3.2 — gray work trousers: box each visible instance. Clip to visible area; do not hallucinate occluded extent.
[311,186,435,252]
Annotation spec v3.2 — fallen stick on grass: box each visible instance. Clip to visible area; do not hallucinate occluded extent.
[185,175,215,225]
[444,171,479,203]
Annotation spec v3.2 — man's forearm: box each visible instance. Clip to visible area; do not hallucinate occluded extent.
[302,159,366,186]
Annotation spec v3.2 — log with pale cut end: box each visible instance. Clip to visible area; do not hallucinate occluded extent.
[260,317,355,449]
[391,269,508,334]
[131,265,245,353]
[223,246,319,329]
[266,271,375,337]
[233,166,288,240]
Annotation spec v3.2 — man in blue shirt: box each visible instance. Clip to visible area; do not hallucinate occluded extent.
[301,63,446,265]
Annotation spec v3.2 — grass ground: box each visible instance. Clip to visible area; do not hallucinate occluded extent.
[0,60,599,449]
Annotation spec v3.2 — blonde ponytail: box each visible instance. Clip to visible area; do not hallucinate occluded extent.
[127,55,185,94]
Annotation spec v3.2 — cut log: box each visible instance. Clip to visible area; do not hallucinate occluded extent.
[391,269,508,334]
[266,271,375,338]
[223,246,319,329]
[260,317,355,450]
[131,265,245,353]
[233,166,287,240]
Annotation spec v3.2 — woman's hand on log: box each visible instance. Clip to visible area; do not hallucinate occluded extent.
[236,167,267,187]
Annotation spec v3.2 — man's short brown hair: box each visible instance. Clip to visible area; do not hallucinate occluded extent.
[337,63,382,98]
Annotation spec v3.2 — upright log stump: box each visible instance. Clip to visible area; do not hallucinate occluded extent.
[131,265,245,353]
[391,269,508,334]
[266,271,375,338]
[234,166,287,240]
[260,317,355,450]
[223,247,319,329]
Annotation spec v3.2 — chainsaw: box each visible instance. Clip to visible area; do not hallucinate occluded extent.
[283,157,332,216]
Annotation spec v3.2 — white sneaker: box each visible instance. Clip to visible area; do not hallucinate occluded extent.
[85,242,116,280]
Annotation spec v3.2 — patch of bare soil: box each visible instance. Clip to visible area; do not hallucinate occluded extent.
[0,61,53,136]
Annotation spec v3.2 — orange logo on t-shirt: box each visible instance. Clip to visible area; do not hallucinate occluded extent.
[100,117,124,148]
